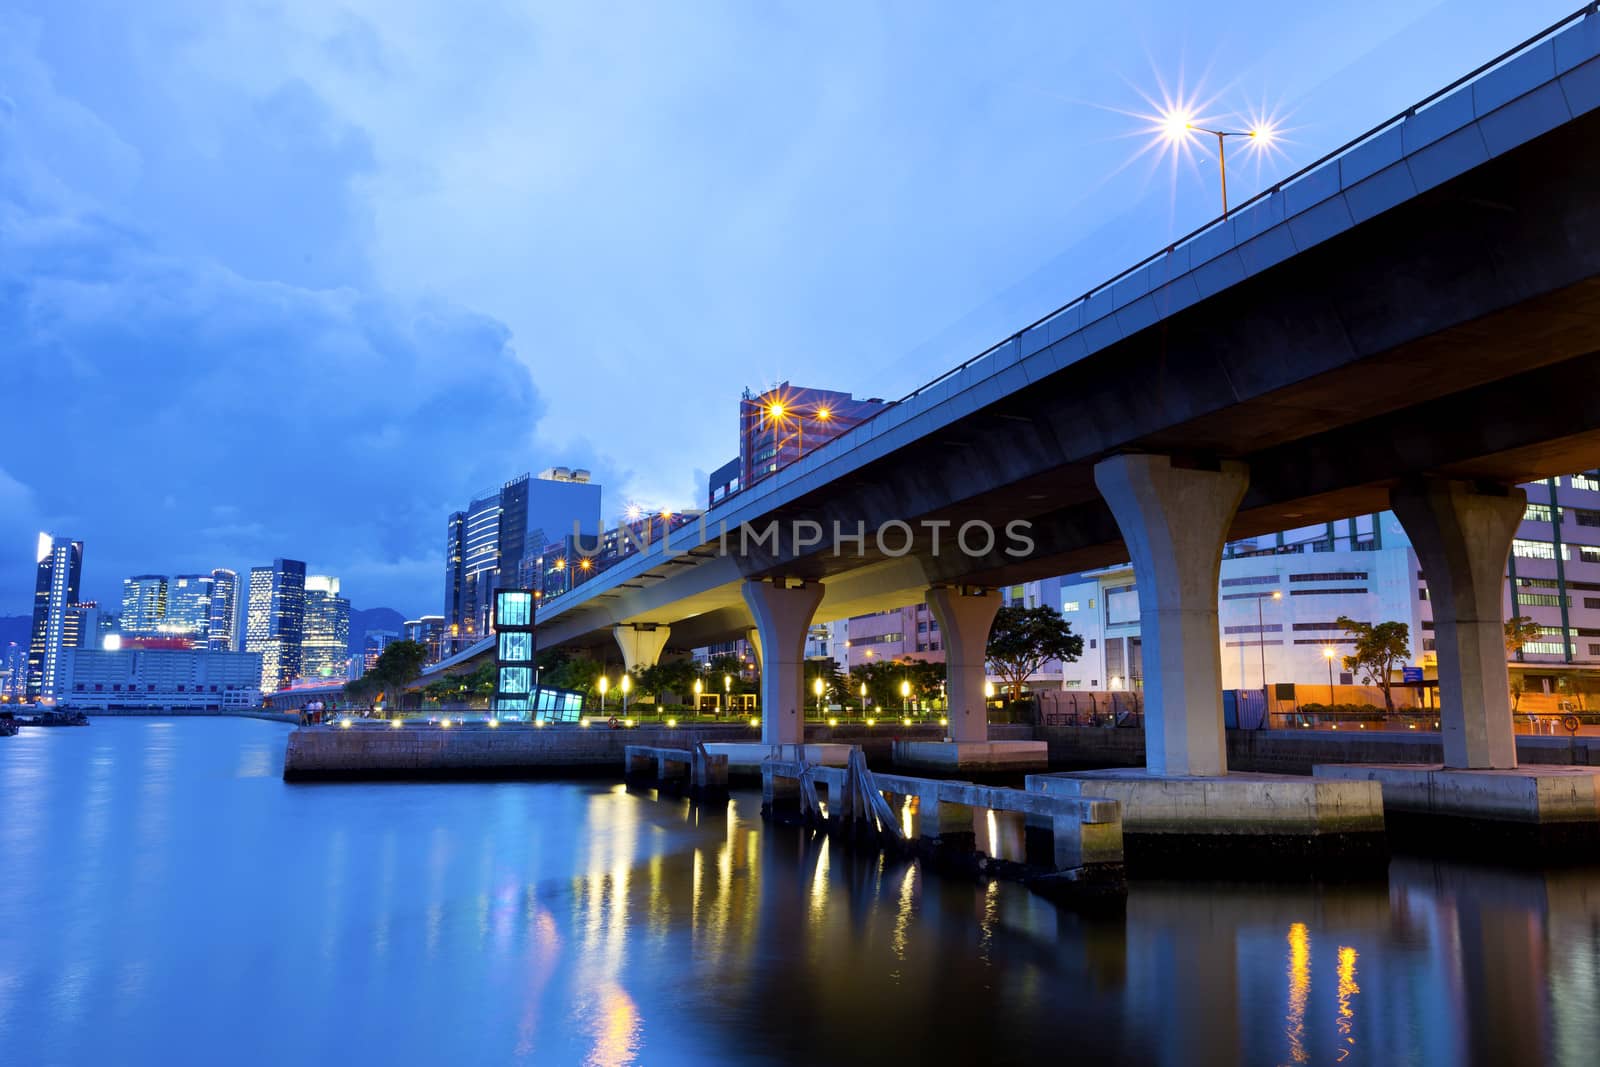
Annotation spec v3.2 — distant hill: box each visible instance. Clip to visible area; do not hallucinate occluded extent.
[348,606,408,655]
[0,615,30,649]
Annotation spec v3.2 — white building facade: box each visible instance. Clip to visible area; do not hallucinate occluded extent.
[57,648,264,711]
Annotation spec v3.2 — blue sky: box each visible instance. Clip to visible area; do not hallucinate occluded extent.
[0,0,1580,617]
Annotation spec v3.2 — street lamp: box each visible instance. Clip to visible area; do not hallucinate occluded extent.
[1257,590,1282,722]
[597,675,608,712]
[1161,110,1276,214]
[1323,647,1337,705]
[813,676,824,717]
[620,673,631,714]
[724,673,732,716]
[900,679,911,714]
[693,677,702,713]
[860,681,868,716]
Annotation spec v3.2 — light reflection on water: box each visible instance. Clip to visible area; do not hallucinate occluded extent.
[1,720,1597,1066]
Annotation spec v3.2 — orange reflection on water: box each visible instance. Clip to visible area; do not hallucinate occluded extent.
[1286,922,1310,1064]
[1335,945,1359,1060]
[586,979,641,1067]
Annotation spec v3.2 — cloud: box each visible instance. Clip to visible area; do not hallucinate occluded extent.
[0,9,544,617]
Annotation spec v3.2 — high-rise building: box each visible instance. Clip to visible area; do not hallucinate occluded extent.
[2,641,29,701]
[162,574,213,645]
[301,575,351,681]
[443,469,602,648]
[208,569,239,652]
[60,601,108,653]
[27,532,83,698]
[404,615,447,662]
[737,383,884,493]
[121,575,169,635]
[245,559,306,692]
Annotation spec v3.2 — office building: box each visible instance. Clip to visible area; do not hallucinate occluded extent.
[162,574,214,645]
[27,532,83,699]
[404,615,447,662]
[301,574,351,681]
[245,559,306,692]
[737,382,883,493]
[60,601,108,653]
[57,647,263,711]
[208,569,239,651]
[2,641,28,701]
[121,574,169,635]
[444,469,602,646]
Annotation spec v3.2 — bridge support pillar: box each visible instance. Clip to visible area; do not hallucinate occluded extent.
[1094,454,1248,777]
[1390,479,1526,769]
[927,585,1003,743]
[613,624,670,676]
[742,578,825,747]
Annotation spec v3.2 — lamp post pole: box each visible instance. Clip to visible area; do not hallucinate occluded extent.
[1325,648,1336,705]
[1258,590,1282,724]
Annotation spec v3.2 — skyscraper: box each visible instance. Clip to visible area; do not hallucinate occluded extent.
[27,532,83,698]
[245,559,306,692]
[443,469,602,646]
[121,575,169,635]
[162,574,214,645]
[301,574,351,681]
[208,568,239,652]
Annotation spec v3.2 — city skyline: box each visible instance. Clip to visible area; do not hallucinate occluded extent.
[0,0,1580,616]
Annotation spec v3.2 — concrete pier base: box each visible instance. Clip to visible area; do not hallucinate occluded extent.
[1314,763,1600,858]
[892,739,1048,774]
[1030,769,1387,876]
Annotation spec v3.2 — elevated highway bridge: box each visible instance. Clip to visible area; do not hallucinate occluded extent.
[427,10,1600,777]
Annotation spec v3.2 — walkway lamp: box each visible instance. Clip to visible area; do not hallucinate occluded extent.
[1160,111,1276,214]
[900,679,911,714]
[1323,647,1337,705]
[693,678,702,712]
[620,673,631,713]
[984,680,995,702]
[813,676,824,717]
[860,682,868,715]
[598,675,608,711]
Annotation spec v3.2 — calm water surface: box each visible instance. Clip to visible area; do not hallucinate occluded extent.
[1,719,1597,1066]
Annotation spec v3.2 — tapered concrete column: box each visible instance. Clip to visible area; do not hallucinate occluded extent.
[613,624,670,675]
[741,579,825,746]
[1390,479,1526,769]
[927,585,1002,743]
[1094,454,1249,777]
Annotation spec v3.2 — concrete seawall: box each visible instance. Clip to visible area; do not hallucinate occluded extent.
[283,723,949,781]
[1039,726,1600,775]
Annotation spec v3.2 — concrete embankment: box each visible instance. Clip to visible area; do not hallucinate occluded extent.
[1038,726,1600,774]
[283,723,948,781]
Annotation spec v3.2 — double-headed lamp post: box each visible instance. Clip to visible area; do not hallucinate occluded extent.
[1162,112,1275,215]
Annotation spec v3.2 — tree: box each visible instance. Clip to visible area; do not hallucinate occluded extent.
[1504,615,1542,659]
[535,650,599,697]
[364,639,430,712]
[1556,673,1592,712]
[985,605,1084,703]
[633,658,700,704]
[1336,617,1411,714]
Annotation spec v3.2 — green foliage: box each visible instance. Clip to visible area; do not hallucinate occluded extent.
[986,604,1084,702]
[361,639,430,710]
[1336,617,1411,714]
[540,651,601,695]
[1297,702,1386,718]
[633,658,700,702]
[847,658,945,706]
[1504,615,1542,657]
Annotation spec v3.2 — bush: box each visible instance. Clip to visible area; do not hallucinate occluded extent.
[1297,702,1386,718]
